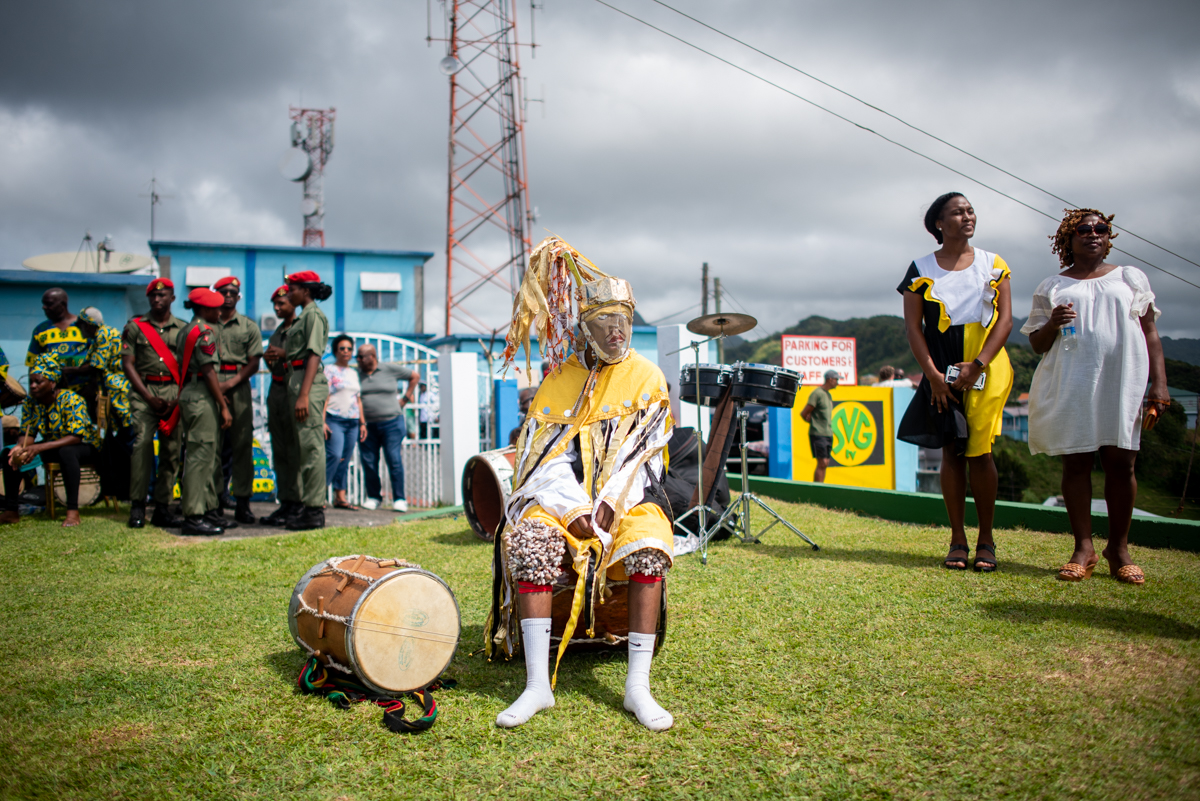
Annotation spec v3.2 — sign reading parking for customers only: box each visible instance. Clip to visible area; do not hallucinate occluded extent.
[781,335,857,385]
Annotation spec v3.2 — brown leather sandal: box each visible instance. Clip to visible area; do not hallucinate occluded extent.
[1112,564,1145,585]
[1057,554,1099,582]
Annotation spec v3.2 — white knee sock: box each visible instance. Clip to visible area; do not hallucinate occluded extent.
[624,632,673,731]
[496,617,555,728]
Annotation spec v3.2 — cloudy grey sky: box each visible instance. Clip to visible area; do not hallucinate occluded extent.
[3,0,1198,339]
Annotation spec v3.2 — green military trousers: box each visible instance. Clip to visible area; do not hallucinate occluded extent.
[266,378,300,504]
[129,382,182,506]
[213,382,255,498]
[287,371,329,508]
[179,380,221,518]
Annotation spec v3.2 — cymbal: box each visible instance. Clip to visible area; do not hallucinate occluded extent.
[686,312,757,337]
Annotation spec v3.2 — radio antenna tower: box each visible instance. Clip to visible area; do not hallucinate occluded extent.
[287,107,336,248]
[430,0,534,334]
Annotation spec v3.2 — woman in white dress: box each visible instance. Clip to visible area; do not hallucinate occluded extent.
[1022,209,1169,585]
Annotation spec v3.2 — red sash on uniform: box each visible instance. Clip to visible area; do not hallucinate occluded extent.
[160,324,207,436]
[134,316,183,435]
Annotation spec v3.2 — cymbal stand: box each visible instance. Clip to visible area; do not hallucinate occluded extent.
[667,334,723,562]
[702,401,820,554]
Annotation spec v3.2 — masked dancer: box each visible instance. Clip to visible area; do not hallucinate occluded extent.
[490,237,675,731]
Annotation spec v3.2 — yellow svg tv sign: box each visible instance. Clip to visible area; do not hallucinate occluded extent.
[791,386,897,489]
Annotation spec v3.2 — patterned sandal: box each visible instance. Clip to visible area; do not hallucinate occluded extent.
[1057,555,1099,582]
[944,544,969,571]
[973,543,997,573]
[1112,564,1145,585]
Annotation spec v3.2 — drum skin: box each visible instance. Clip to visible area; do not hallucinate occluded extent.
[730,362,801,408]
[53,466,101,507]
[289,558,461,694]
[462,447,517,542]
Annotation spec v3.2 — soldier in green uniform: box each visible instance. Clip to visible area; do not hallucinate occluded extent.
[261,285,302,526]
[282,270,331,531]
[176,288,233,536]
[210,276,263,524]
[121,278,187,529]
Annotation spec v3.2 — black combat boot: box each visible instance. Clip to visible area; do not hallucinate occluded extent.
[127,502,146,529]
[234,497,257,524]
[260,501,296,526]
[205,509,236,530]
[150,505,182,528]
[286,506,325,531]
[181,515,224,536]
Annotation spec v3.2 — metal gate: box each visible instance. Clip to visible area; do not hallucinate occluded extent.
[252,332,442,509]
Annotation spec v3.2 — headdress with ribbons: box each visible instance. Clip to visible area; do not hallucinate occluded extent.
[502,236,635,377]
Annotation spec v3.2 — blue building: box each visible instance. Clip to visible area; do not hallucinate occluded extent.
[149,241,434,337]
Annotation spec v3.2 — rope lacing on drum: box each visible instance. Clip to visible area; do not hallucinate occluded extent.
[295,638,354,674]
[324,555,420,585]
[294,594,354,627]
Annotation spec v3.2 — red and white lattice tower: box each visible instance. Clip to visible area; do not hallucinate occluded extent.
[289,107,336,248]
[433,1,533,334]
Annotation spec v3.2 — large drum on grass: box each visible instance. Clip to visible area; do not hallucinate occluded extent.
[462,447,516,542]
[288,555,461,694]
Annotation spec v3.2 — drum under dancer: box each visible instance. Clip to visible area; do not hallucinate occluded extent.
[494,237,675,732]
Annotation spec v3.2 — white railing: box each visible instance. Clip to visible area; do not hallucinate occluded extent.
[252,332,443,509]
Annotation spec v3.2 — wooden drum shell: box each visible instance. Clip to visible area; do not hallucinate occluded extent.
[462,447,516,542]
[288,558,461,695]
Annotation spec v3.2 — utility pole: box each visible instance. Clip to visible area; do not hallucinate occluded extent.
[140,176,172,241]
[701,262,709,317]
[714,276,724,363]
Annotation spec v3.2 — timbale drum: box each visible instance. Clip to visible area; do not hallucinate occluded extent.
[289,555,461,694]
[679,363,733,407]
[462,447,516,542]
[730,362,801,408]
[487,538,667,660]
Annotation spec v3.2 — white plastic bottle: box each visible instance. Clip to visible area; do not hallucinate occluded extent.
[1061,320,1078,351]
[1053,290,1077,352]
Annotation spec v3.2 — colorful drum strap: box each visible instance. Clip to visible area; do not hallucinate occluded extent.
[296,656,452,733]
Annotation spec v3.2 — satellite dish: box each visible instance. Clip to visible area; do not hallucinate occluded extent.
[23,251,153,274]
[280,147,312,182]
[439,55,462,75]
[300,198,319,216]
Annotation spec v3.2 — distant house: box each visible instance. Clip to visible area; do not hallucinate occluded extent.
[1002,403,1029,442]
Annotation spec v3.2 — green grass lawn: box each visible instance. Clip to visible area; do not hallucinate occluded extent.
[2,500,1198,800]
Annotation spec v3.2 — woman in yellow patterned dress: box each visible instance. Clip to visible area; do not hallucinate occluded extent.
[2,356,102,527]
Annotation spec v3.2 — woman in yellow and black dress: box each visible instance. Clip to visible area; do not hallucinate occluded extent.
[897,192,1013,572]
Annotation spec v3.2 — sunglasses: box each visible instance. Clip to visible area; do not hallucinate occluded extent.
[1075,223,1111,236]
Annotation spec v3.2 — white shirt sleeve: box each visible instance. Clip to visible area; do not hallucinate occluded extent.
[509,437,591,523]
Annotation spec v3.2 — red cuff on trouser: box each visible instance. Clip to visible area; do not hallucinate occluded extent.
[630,573,663,584]
[517,581,552,594]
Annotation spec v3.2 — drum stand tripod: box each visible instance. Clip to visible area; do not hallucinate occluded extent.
[700,401,819,560]
[669,334,721,553]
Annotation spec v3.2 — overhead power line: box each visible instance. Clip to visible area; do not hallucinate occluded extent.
[645,0,1200,276]
[589,0,1200,292]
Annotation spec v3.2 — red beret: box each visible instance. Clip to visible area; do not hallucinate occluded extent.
[187,288,224,308]
[146,278,174,295]
[286,270,321,284]
[213,275,240,290]
[271,284,290,300]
